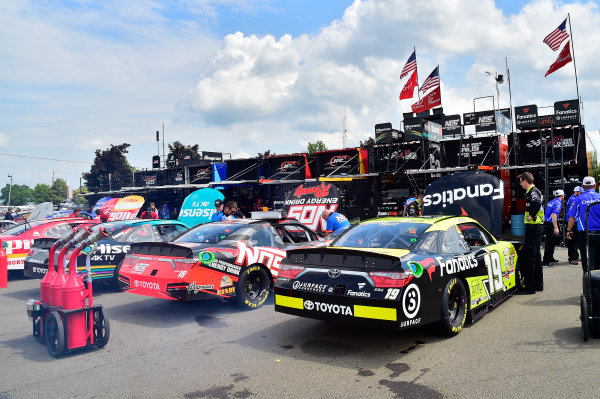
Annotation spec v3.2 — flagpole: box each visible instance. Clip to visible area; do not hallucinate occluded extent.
[415,46,421,100]
[567,13,581,110]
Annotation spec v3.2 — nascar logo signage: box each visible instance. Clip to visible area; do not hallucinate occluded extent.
[282,182,341,234]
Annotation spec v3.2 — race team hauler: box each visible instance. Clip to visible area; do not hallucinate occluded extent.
[24,220,189,287]
[274,216,521,336]
[118,211,325,309]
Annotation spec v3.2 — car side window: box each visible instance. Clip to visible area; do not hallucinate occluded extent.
[249,226,274,247]
[155,224,186,241]
[458,223,492,249]
[441,226,470,254]
[114,224,156,243]
[44,223,72,238]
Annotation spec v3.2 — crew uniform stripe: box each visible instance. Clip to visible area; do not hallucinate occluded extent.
[275,295,304,309]
[353,305,397,321]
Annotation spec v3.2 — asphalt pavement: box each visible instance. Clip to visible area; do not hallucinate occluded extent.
[2,245,600,399]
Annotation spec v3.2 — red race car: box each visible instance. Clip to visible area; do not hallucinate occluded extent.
[1,218,97,271]
[118,212,326,309]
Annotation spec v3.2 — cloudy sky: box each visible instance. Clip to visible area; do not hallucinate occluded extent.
[2,0,599,190]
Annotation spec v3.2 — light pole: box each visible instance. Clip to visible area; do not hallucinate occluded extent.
[7,174,12,206]
[485,71,504,113]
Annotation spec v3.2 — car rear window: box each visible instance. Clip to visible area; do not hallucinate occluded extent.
[175,223,245,244]
[332,222,430,249]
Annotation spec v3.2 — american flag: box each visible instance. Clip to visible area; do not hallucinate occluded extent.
[419,66,439,93]
[399,50,417,79]
[543,18,569,51]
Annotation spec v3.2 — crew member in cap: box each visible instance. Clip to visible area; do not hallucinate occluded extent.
[567,176,600,272]
[211,199,224,222]
[566,186,583,264]
[542,189,564,267]
[517,172,544,294]
[321,209,350,237]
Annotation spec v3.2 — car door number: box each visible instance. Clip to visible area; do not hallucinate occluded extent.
[484,251,504,293]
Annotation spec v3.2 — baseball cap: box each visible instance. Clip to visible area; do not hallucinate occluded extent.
[574,186,583,193]
[583,176,596,186]
[554,189,564,197]
[214,199,223,207]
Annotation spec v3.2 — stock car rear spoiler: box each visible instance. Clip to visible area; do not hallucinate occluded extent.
[129,242,193,258]
[32,237,58,250]
[284,247,402,271]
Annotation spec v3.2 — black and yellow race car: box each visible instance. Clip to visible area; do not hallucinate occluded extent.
[274,216,521,336]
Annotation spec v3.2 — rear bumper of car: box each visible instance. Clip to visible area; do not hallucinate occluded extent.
[274,287,401,329]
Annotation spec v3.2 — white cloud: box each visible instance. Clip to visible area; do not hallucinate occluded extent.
[0,133,8,147]
[176,0,600,159]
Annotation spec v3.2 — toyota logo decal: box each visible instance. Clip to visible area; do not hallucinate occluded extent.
[304,300,314,310]
[328,269,341,278]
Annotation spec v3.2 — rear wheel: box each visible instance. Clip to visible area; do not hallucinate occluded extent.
[46,311,65,358]
[439,277,467,336]
[93,308,110,347]
[235,265,270,310]
[580,295,590,342]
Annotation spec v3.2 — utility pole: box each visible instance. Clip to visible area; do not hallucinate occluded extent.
[342,110,347,148]
[7,174,13,206]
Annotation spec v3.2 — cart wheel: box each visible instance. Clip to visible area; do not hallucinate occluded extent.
[46,311,65,358]
[580,295,590,342]
[93,308,110,347]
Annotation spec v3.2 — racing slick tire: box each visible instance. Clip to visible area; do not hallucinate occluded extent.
[580,295,591,341]
[439,277,468,337]
[235,265,270,310]
[46,311,65,358]
[93,308,110,348]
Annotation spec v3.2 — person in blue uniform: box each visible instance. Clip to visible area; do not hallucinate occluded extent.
[406,191,424,217]
[567,176,600,272]
[517,172,544,294]
[211,199,225,222]
[542,189,564,266]
[402,193,417,216]
[321,209,350,237]
[566,186,583,264]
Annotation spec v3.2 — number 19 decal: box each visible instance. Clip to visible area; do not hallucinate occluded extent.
[484,251,504,293]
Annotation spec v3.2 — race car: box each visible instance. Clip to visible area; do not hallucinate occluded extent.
[274,216,522,336]
[118,211,325,308]
[24,219,189,286]
[0,218,98,271]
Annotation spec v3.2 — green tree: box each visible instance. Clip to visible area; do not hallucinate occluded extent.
[168,141,200,158]
[73,186,89,206]
[83,143,134,192]
[48,179,68,205]
[0,184,32,205]
[31,183,52,203]
[307,140,327,154]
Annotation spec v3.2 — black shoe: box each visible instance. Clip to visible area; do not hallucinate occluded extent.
[551,259,559,263]
[516,290,536,295]
[542,263,552,268]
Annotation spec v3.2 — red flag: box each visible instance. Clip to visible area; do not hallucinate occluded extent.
[399,70,418,100]
[411,86,441,113]
[545,40,572,77]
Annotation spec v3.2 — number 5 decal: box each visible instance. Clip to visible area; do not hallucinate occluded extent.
[484,251,504,293]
